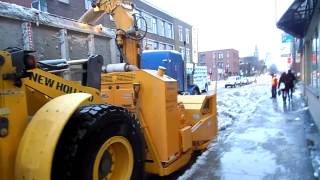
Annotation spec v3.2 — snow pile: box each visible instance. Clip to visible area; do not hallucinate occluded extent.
[217,82,268,131]
[178,141,219,180]
[292,82,320,179]
[179,78,270,180]
[179,80,313,179]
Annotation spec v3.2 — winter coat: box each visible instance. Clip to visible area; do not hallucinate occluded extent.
[272,77,278,88]
[278,73,289,90]
[287,72,296,88]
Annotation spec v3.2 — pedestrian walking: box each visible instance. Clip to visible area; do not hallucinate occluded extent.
[278,72,289,102]
[271,74,278,98]
[287,69,296,100]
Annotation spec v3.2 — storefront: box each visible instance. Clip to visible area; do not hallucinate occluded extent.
[277,0,320,127]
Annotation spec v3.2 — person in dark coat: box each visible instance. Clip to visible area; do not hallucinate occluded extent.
[287,69,296,100]
[278,72,289,101]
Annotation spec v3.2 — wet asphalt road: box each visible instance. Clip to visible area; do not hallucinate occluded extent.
[147,80,315,180]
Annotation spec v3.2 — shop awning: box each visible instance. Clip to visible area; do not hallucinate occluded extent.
[277,0,318,38]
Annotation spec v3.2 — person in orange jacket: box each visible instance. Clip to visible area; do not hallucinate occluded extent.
[271,74,278,98]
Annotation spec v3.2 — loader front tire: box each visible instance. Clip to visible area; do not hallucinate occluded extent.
[51,104,144,180]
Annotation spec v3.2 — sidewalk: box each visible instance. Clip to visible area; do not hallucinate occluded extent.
[179,83,315,180]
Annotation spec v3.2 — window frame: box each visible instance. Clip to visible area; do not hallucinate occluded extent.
[178,26,183,42]
[166,22,173,39]
[185,28,190,44]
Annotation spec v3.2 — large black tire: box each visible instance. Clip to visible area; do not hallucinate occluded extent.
[51,104,145,180]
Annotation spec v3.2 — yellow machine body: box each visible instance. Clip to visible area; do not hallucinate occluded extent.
[101,70,217,176]
[1,52,217,180]
[0,51,29,180]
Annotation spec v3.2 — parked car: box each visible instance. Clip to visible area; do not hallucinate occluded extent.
[241,77,250,85]
[225,76,241,88]
[248,76,257,84]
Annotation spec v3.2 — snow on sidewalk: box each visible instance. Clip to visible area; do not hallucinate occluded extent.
[179,81,314,180]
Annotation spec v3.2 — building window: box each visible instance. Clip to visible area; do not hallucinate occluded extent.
[218,62,224,68]
[165,22,173,39]
[142,13,153,33]
[31,0,47,12]
[178,26,183,42]
[309,33,319,91]
[199,54,205,64]
[157,20,165,36]
[218,53,224,59]
[151,17,157,34]
[179,47,185,60]
[142,39,147,49]
[186,48,191,62]
[226,51,230,58]
[159,43,166,50]
[185,28,190,44]
[134,10,142,28]
[141,13,158,34]
[212,53,216,59]
[145,40,158,50]
[167,45,174,50]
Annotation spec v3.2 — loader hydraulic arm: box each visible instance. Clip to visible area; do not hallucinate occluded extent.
[80,0,143,68]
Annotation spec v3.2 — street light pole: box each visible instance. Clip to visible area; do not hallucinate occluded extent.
[183,40,187,92]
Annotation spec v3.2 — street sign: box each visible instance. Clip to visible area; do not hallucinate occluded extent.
[281,54,291,57]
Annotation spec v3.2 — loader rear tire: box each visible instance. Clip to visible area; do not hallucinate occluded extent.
[51,104,145,180]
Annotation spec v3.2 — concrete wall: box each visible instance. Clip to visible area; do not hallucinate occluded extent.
[0,17,23,49]
[306,90,320,128]
[0,1,116,64]
[32,25,61,60]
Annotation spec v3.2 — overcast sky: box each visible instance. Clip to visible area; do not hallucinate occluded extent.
[146,0,294,60]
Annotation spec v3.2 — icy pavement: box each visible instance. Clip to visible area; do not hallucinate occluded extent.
[178,77,315,180]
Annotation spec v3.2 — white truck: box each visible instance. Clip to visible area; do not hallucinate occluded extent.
[186,63,210,94]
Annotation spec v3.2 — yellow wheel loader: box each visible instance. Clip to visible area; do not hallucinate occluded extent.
[0,1,217,180]
[0,47,145,180]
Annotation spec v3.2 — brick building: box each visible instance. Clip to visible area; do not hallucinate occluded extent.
[239,56,260,76]
[198,49,240,80]
[7,0,194,62]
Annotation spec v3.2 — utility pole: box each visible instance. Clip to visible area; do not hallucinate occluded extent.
[184,40,187,92]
